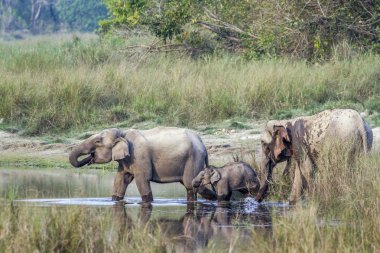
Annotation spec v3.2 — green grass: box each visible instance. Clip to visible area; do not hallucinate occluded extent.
[0,35,379,135]
[0,155,115,170]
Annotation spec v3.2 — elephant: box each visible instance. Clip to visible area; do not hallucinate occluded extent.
[192,162,260,202]
[256,109,373,204]
[69,127,215,203]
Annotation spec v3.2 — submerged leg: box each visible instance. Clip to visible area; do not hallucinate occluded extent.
[112,171,134,201]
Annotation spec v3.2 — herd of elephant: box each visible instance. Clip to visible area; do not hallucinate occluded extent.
[69,109,373,204]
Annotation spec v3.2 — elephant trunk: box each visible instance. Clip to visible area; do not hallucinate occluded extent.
[255,157,275,202]
[69,146,93,168]
[192,178,201,189]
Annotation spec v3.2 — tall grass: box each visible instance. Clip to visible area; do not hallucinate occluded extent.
[248,142,380,252]
[0,36,379,135]
[0,204,167,252]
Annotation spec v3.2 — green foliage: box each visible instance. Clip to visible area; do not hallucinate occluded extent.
[0,0,60,35]
[0,0,108,36]
[56,0,108,31]
[100,0,147,32]
[146,0,192,41]
[101,0,193,41]
[101,0,380,60]
[365,96,380,113]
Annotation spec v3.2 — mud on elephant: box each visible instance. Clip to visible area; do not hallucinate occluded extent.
[256,109,373,204]
[69,127,215,203]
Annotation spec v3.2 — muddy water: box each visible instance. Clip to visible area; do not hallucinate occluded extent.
[1,168,290,251]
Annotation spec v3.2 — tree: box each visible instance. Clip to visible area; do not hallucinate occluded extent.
[56,0,108,32]
[0,0,108,35]
[100,0,380,60]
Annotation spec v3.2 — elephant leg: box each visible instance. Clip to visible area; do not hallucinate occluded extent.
[134,174,153,203]
[216,183,231,202]
[217,193,232,207]
[300,156,314,197]
[289,164,302,204]
[112,171,134,201]
[283,159,291,177]
[186,188,197,202]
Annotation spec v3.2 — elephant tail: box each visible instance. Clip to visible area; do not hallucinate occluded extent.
[359,119,373,154]
[205,152,209,167]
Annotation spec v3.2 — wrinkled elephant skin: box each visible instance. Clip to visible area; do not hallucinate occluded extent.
[256,109,373,204]
[193,162,260,202]
[69,127,210,203]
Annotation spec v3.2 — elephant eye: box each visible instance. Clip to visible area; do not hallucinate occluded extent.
[94,137,102,145]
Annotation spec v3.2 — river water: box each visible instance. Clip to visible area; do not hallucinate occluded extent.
[0,168,290,251]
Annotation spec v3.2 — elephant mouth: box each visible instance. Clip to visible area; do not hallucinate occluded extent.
[87,152,96,165]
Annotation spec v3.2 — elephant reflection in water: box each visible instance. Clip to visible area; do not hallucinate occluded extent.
[113,203,272,252]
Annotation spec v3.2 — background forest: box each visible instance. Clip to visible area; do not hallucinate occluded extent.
[1,0,379,61]
[0,1,379,135]
[0,0,107,35]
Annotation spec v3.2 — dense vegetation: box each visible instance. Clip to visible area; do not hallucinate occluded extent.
[101,0,380,60]
[0,36,379,135]
[1,1,379,61]
[0,0,107,36]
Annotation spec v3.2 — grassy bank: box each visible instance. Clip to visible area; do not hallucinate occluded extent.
[0,36,379,135]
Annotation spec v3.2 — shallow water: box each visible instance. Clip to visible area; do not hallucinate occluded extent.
[1,168,290,251]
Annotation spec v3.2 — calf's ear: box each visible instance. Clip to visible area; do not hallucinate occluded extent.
[112,137,130,161]
[210,169,221,184]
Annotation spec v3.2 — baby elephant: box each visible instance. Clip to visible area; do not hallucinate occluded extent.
[192,162,260,202]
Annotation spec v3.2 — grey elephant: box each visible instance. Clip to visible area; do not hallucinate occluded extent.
[256,109,373,204]
[69,127,214,202]
[192,162,260,202]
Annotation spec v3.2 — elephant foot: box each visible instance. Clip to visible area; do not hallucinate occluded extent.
[112,195,124,201]
[255,192,265,203]
[186,189,197,202]
[140,194,153,203]
[138,195,153,208]
[255,197,263,203]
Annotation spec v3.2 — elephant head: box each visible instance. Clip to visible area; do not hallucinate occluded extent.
[69,128,130,168]
[192,167,221,190]
[256,120,305,202]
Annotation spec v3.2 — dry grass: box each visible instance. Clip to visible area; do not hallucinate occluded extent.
[0,36,379,135]
[248,143,380,253]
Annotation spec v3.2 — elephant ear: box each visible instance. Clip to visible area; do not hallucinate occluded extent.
[210,169,221,185]
[112,137,130,161]
[273,126,291,160]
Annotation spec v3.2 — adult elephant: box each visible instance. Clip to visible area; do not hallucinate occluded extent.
[69,127,213,203]
[256,109,373,204]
